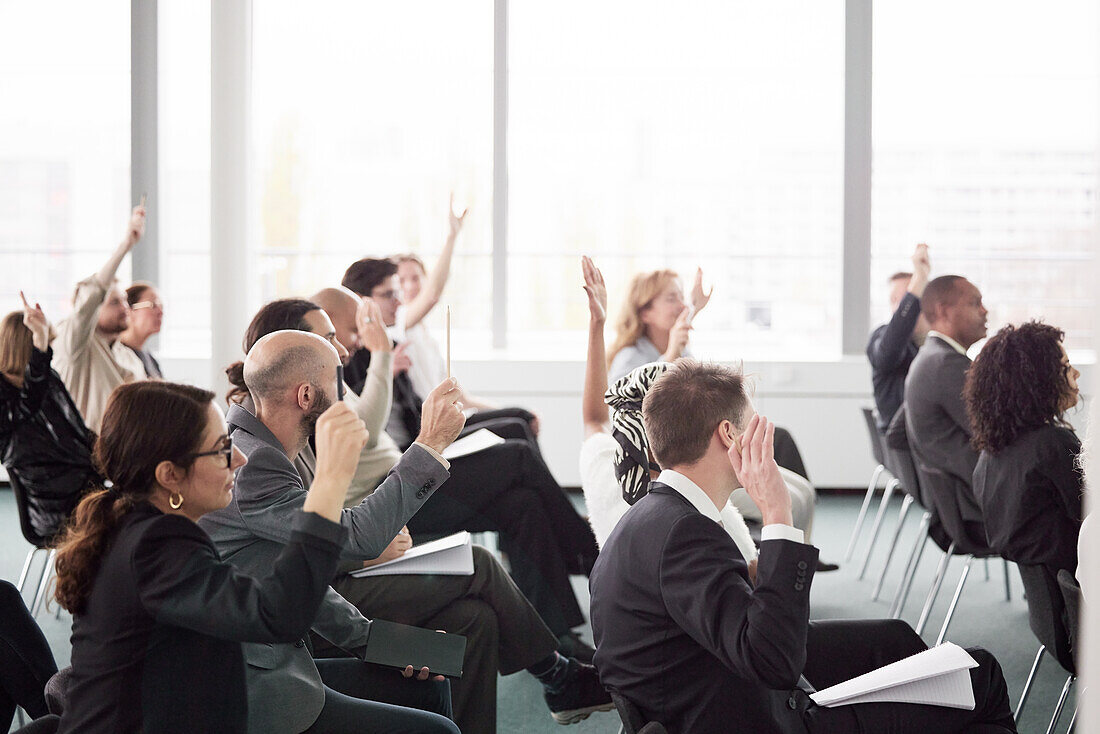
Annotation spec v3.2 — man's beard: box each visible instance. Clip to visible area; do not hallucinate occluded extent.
[301,385,333,443]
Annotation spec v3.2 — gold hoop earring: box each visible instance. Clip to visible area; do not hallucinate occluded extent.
[169,492,184,510]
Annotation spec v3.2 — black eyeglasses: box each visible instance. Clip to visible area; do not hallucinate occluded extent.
[188,437,234,469]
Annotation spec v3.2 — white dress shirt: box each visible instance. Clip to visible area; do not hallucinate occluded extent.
[927,330,968,357]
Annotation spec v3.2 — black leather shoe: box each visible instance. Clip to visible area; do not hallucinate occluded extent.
[557,632,596,664]
[544,658,615,724]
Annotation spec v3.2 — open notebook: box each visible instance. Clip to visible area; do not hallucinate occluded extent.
[810,642,978,710]
[441,428,505,460]
[349,531,475,578]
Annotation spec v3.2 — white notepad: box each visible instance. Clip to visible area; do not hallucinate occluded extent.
[441,429,506,460]
[349,531,475,577]
[810,642,978,710]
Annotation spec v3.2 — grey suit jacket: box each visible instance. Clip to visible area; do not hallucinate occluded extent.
[903,335,982,520]
[199,403,449,734]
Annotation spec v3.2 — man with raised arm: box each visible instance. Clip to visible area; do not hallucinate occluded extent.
[867,243,932,431]
[590,359,1016,734]
[53,203,146,432]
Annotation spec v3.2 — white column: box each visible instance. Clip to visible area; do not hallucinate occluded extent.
[131,0,159,289]
[491,0,508,349]
[842,0,872,355]
[210,0,252,394]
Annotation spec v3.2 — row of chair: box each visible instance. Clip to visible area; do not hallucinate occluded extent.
[851,407,1079,733]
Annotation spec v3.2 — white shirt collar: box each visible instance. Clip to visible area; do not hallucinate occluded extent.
[927,330,968,356]
[657,469,724,523]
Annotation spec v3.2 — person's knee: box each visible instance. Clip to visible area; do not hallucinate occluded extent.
[877,619,925,656]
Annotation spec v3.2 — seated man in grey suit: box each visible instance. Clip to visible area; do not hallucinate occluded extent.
[590,359,1017,734]
[200,330,463,734]
[208,317,612,734]
[904,275,989,529]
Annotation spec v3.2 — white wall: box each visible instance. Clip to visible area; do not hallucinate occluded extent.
[162,356,1094,489]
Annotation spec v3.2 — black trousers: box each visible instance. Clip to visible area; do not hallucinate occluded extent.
[321,545,559,734]
[0,581,57,731]
[802,620,1016,734]
[407,433,598,638]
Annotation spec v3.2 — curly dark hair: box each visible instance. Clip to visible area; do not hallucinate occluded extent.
[964,321,1072,454]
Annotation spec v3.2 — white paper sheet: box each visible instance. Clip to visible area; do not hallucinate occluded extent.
[810,642,978,710]
[349,531,475,577]
[441,429,505,460]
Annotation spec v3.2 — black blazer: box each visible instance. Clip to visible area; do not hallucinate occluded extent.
[974,425,1083,576]
[57,503,346,734]
[590,483,819,734]
[867,292,922,431]
[904,335,982,522]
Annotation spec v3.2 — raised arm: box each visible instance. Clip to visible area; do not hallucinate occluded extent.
[581,256,610,437]
[350,298,394,448]
[403,193,468,329]
[96,203,146,289]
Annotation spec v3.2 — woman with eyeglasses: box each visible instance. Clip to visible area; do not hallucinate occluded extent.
[52,380,367,733]
[116,281,164,378]
[966,321,1084,577]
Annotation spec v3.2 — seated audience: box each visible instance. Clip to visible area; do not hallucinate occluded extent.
[1,295,97,540]
[904,275,989,528]
[577,257,756,564]
[49,380,399,733]
[217,302,612,731]
[203,330,460,734]
[53,204,146,432]
[966,321,1083,576]
[867,243,931,431]
[590,359,1018,733]
[115,281,164,378]
[327,265,601,652]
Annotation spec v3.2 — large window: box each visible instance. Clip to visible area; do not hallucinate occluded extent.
[509,0,845,359]
[0,1,130,322]
[871,0,1099,353]
[251,0,494,348]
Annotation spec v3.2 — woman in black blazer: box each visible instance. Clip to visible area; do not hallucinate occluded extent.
[966,321,1083,575]
[52,379,368,733]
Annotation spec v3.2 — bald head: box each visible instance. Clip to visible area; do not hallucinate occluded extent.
[311,286,362,353]
[244,330,339,404]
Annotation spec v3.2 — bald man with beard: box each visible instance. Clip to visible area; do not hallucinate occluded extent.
[199,330,464,734]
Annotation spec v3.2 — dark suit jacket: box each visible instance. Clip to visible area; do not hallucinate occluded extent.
[974,425,1083,575]
[904,335,982,522]
[198,403,449,734]
[867,292,922,431]
[58,503,345,734]
[590,483,819,734]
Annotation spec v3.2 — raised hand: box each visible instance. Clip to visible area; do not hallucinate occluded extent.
[356,298,392,353]
[123,202,146,251]
[19,291,50,351]
[581,255,607,324]
[448,192,468,239]
[727,414,792,527]
[909,243,931,297]
[690,267,714,314]
[415,377,466,454]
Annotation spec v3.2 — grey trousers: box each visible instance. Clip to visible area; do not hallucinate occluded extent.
[317,545,560,734]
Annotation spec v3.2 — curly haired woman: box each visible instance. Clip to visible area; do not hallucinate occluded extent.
[965,321,1083,576]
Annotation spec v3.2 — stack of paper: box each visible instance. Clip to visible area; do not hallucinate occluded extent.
[350,531,475,578]
[809,643,978,710]
[442,429,505,460]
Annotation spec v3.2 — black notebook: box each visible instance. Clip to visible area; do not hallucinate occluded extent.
[361,619,467,679]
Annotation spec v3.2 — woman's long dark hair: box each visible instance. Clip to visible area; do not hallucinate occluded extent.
[225,298,320,404]
[964,321,1071,454]
[53,381,215,614]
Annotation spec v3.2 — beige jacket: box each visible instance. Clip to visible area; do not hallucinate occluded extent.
[52,275,135,433]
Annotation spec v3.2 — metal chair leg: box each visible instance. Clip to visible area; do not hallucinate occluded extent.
[890,512,931,619]
[846,464,884,561]
[872,494,914,601]
[915,542,956,636]
[17,547,42,593]
[984,557,990,581]
[859,478,899,579]
[30,549,56,618]
[935,555,974,645]
[1003,559,1012,602]
[1015,645,1045,722]
[1067,704,1078,733]
[1046,675,1075,734]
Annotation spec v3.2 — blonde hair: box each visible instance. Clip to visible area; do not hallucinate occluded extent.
[0,311,32,378]
[607,269,679,367]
